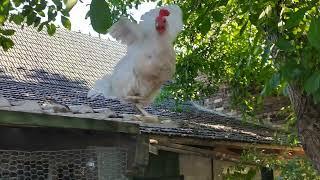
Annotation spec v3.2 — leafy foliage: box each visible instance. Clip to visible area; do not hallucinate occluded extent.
[0,0,77,51]
[224,149,320,180]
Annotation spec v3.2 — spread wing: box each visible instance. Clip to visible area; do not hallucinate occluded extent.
[108,18,144,45]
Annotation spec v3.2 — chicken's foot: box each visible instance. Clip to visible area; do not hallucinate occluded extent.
[134,104,159,123]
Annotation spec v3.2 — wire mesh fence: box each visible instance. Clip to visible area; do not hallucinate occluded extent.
[0,147,128,180]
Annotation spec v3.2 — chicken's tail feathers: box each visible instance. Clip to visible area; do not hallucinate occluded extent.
[87,76,113,99]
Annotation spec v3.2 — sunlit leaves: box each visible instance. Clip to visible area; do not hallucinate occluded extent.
[9,14,24,25]
[259,5,272,20]
[35,0,47,12]
[0,0,74,51]
[0,0,11,24]
[26,12,37,26]
[12,0,23,7]
[89,0,112,34]
[0,27,15,51]
[46,23,56,36]
[284,7,308,29]
[61,16,71,30]
[0,35,14,51]
[0,29,15,36]
[63,0,77,12]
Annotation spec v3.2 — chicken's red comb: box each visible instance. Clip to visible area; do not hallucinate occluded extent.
[159,9,170,17]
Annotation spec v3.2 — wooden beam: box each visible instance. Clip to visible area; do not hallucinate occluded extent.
[213,147,240,157]
[155,142,242,163]
[134,135,149,168]
[155,145,203,156]
[149,135,304,153]
[0,109,139,134]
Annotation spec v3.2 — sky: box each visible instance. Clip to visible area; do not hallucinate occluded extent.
[69,1,157,39]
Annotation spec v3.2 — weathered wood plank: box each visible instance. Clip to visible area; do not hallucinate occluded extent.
[127,134,150,176]
[0,109,139,134]
[156,142,241,163]
[149,144,159,155]
[149,135,304,152]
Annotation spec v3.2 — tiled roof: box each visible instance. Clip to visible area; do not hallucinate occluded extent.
[0,24,278,144]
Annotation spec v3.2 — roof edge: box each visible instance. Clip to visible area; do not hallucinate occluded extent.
[0,109,140,134]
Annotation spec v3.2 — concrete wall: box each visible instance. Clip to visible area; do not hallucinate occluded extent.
[179,154,212,180]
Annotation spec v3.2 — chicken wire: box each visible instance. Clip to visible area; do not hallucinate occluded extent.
[0,147,128,180]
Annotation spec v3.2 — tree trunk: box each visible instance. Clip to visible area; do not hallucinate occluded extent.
[287,84,320,172]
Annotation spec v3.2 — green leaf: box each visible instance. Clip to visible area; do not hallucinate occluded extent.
[0,0,10,24]
[261,73,280,96]
[284,7,308,29]
[48,5,57,22]
[37,22,46,32]
[61,9,70,16]
[0,16,6,24]
[275,37,294,51]
[307,17,320,51]
[239,20,248,36]
[0,35,14,51]
[29,0,38,6]
[21,5,33,16]
[89,0,112,34]
[63,0,77,12]
[212,11,224,22]
[52,0,63,10]
[26,12,37,26]
[46,23,56,36]
[0,29,15,36]
[10,14,24,25]
[304,72,320,94]
[85,10,90,19]
[200,18,211,35]
[35,0,46,12]
[37,11,45,17]
[12,0,23,7]
[61,16,71,30]
[33,17,41,27]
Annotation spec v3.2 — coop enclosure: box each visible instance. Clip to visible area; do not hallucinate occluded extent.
[0,112,144,180]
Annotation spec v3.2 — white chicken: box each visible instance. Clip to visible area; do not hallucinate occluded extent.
[88,5,183,119]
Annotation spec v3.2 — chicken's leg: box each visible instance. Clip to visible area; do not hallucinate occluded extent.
[124,96,159,122]
[134,104,159,123]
